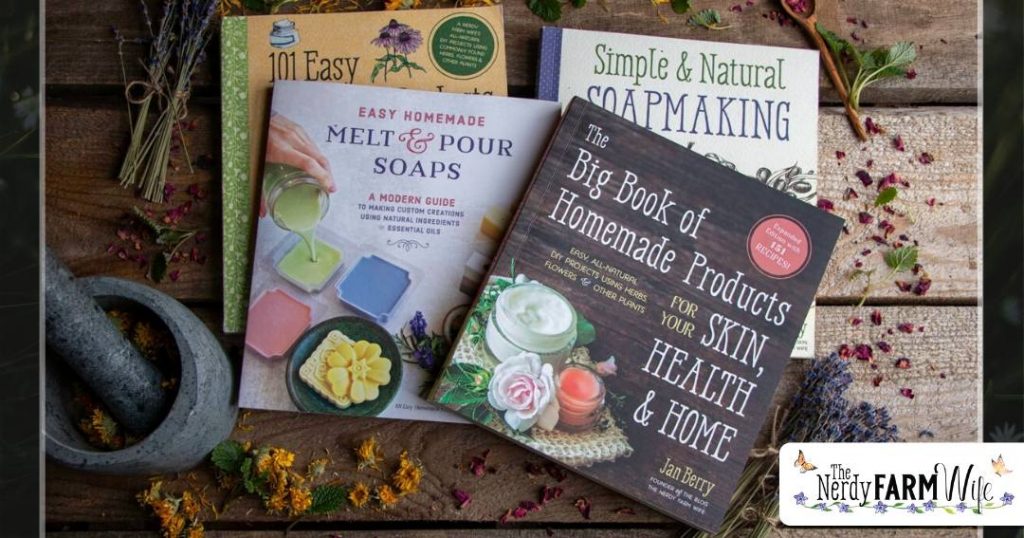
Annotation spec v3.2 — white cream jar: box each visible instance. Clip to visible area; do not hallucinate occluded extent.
[484,282,577,365]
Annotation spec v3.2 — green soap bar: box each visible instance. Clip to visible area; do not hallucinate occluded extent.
[276,240,343,291]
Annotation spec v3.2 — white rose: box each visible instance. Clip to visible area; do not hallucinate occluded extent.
[487,352,555,432]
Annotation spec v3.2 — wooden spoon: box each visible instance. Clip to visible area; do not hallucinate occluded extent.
[779,0,869,141]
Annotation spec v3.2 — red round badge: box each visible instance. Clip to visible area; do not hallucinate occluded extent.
[746,215,811,279]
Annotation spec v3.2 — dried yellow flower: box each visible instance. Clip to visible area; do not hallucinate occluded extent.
[266,491,288,513]
[376,484,400,508]
[164,514,186,538]
[185,524,205,538]
[349,482,371,508]
[181,491,200,520]
[255,453,273,474]
[306,457,329,480]
[270,448,295,469]
[288,486,313,516]
[384,0,422,9]
[392,451,423,494]
[355,437,384,472]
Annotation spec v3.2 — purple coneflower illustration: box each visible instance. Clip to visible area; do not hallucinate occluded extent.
[370,20,426,83]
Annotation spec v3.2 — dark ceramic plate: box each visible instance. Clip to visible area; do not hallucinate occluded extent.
[285,316,403,417]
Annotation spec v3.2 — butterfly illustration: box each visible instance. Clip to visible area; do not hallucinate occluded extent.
[794,450,817,473]
[993,454,1012,477]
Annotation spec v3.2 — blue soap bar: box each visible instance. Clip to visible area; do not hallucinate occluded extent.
[337,255,411,323]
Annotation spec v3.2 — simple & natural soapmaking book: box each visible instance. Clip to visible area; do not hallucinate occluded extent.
[239,80,561,422]
[538,27,821,357]
[429,98,842,531]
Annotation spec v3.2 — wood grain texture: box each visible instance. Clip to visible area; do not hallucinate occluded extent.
[45,306,977,529]
[48,530,974,537]
[45,102,979,303]
[44,0,977,104]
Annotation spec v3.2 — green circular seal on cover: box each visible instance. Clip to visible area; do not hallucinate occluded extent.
[428,14,497,79]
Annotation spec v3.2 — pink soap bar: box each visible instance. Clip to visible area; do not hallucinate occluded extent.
[246,288,312,358]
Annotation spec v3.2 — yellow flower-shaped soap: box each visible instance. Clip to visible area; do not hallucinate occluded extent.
[322,339,391,405]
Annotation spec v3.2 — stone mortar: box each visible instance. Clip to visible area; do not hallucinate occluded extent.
[45,276,238,475]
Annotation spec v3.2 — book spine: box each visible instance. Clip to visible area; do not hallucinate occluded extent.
[220,17,251,333]
[536,27,562,102]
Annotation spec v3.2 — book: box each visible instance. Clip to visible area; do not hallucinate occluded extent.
[537,27,821,358]
[239,80,561,423]
[428,98,842,531]
[222,6,509,332]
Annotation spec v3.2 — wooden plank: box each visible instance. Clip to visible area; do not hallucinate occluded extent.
[49,524,974,532]
[44,101,978,304]
[45,305,977,528]
[817,107,979,303]
[44,0,977,105]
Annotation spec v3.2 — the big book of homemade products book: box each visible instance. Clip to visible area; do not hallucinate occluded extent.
[222,6,508,332]
[239,80,560,422]
[538,28,821,358]
[428,98,842,531]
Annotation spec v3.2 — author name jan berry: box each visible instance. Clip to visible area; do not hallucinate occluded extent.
[659,457,717,498]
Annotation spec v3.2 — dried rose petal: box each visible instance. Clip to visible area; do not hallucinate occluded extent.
[913,277,932,296]
[541,485,563,505]
[906,69,918,80]
[917,152,934,165]
[872,374,884,387]
[899,387,915,399]
[729,4,742,12]
[525,462,545,477]
[838,343,853,359]
[816,199,835,212]
[499,508,514,524]
[895,280,913,293]
[469,449,490,477]
[878,173,899,191]
[520,500,541,513]
[861,249,873,256]
[836,150,846,160]
[893,135,906,152]
[452,488,472,509]
[895,357,911,369]
[574,497,592,520]
[858,212,874,225]
[854,344,874,362]
[870,310,883,326]
[169,270,181,282]
[939,372,947,379]
[877,341,892,353]
[614,507,636,515]
[879,220,896,238]
[544,462,568,482]
[163,183,177,203]
[850,317,863,326]
[512,506,528,519]
[866,159,874,168]
[926,197,937,207]
[855,170,873,187]
[865,117,883,135]
[897,323,915,334]
[844,187,859,201]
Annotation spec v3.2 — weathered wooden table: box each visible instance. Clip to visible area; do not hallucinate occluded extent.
[45,0,979,535]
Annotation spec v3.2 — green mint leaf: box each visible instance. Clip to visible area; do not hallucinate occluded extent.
[527,0,562,22]
[308,484,348,514]
[670,0,691,14]
[883,246,918,273]
[688,9,727,29]
[815,23,853,62]
[132,206,167,235]
[886,42,917,69]
[576,314,596,346]
[874,186,898,207]
[211,440,246,473]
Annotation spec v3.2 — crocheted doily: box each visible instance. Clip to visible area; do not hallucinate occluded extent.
[452,339,634,467]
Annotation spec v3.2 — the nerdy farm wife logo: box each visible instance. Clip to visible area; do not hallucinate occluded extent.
[779,443,1024,526]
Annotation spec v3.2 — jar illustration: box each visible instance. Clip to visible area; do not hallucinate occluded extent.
[484,282,577,366]
[269,19,299,49]
[555,365,606,432]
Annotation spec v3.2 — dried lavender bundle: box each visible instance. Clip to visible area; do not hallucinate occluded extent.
[117,0,217,202]
[684,353,899,538]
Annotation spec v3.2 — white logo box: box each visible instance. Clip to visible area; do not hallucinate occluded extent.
[779,442,1023,526]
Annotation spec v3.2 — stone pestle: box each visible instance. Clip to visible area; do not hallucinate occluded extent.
[44,248,168,433]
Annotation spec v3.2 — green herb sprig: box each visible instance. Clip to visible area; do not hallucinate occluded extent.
[688,9,730,30]
[132,207,199,283]
[815,24,917,112]
[853,245,918,306]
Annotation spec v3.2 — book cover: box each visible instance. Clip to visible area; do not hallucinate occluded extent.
[428,98,842,531]
[239,80,561,423]
[537,27,820,358]
[222,6,508,332]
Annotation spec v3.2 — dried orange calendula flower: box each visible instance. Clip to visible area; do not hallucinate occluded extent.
[288,486,313,516]
[185,524,205,538]
[270,447,295,469]
[266,491,288,513]
[355,437,384,472]
[392,450,423,494]
[306,457,329,480]
[376,484,400,508]
[181,491,200,520]
[349,482,371,508]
